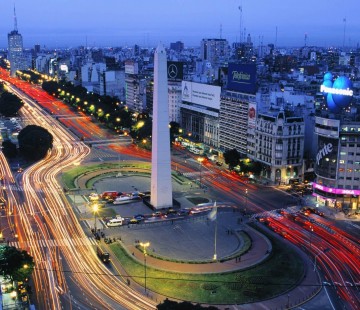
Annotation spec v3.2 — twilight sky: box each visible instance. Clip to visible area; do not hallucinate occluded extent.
[1,0,359,49]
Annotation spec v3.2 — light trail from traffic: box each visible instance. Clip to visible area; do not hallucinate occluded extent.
[0,75,157,309]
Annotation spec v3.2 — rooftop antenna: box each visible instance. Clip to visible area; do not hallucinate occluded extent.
[275,26,278,48]
[13,4,18,31]
[343,17,347,49]
[238,5,242,43]
[220,23,222,39]
[304,33,308,47]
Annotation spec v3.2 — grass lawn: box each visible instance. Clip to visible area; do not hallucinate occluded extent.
[109,226,304,304]
[62,162,150,189]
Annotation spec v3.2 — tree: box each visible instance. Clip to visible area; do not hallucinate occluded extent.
[223,148,241,170]
[169,121,180,143]
[2,139,17,158]
[0,245,34,282]
[0,92,24,116]
[18,125,53,161]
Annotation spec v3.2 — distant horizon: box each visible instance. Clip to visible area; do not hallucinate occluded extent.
[1,0,359,50]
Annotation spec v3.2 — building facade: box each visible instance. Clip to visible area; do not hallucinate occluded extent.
[219,90,256,156]
[254,108,305,184]
[180,81,221,148]
[313,117,360,212]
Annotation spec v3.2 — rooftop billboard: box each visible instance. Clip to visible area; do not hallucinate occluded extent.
[227,63,256,94]
[181,81,221,110]
[321,72,353,112]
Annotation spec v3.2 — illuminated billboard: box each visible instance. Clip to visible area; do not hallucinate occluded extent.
[227,63,256,94]
[248,102,256,129]
[321,72,353,112]
[181,81,221,109]
[167,61,183,81]
[314,136,339,180]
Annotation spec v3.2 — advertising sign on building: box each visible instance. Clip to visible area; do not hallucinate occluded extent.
[181,81,220,109]
[314,136,339,180]
[320,72,353,112]
[248,102,256,129]
[227,63,256,94]
[167,61,183,81]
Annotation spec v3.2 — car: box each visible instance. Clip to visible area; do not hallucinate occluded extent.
[166,208,177,215]
[89,193,99,201]
[177,209,189,216]
[129,218,140,224]
[133,214,145,221]
[152,211,163,217]
[322,281,331,286]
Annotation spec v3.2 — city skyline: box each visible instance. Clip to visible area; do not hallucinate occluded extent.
[1,0,359,49]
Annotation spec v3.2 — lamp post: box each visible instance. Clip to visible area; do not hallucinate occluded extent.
[139,241,150,293]
[314,248,330,271]
[92,204,99,233]
[197,157,204,188]
[309,225,313,253]
[245,188,248,213]
[287,294,290,308]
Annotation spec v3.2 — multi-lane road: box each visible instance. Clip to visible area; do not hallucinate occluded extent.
[1,74,157,309]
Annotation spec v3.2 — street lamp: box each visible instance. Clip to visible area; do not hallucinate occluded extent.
[92,204,99,233]
[309,225,313,252]
[197,157,204,188]
[139,241,150,293]
[314,248,330,271]
[245,188,248,213]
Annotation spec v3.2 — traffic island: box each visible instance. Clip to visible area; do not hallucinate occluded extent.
[107,224,304,305]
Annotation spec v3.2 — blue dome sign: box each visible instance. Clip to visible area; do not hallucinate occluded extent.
[320,73,353,112]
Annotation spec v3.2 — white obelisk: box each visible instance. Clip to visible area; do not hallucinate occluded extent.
[150,43,173,209]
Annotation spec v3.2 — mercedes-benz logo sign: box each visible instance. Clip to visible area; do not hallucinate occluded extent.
[168,64,178,79]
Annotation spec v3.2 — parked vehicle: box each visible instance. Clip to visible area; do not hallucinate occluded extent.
[133,214,145,221]
[89,193,99,201]
[129,218,140,224]
[106,216,124,227]
[101,191,118,200]
[96,246,110,263]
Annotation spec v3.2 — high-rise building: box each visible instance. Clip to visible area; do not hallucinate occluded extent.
[219,91,255,155]
[8,6,26,76]
[170,41,184,53]
[200,39,230,65]
[150,44,173,209]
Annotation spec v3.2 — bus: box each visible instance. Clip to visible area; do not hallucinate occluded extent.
[97,246,110,264]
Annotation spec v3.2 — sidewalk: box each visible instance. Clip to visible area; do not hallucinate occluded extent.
[124,224,271,273]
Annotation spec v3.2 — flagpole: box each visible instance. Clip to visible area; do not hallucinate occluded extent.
[213,201,217,261]
[213,216,217,261]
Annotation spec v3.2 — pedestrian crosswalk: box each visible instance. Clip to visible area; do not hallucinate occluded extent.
[8,236,97,249]
[182,171,213,178]
[5,184,44,193]
[249,206,300,222]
